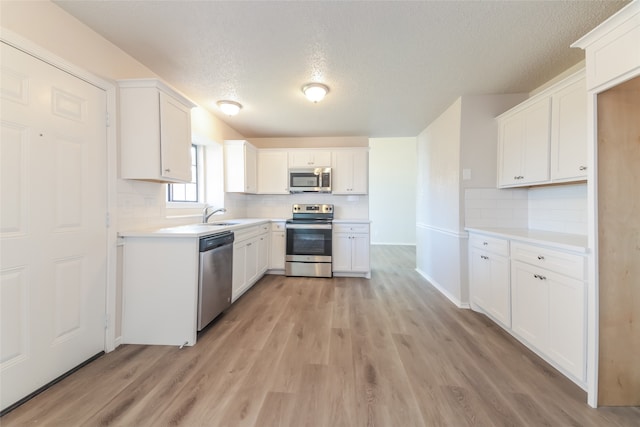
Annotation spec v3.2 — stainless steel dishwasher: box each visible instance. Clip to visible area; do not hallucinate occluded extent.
[198,231,234,331]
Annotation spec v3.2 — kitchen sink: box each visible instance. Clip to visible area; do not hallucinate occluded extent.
[205,222,240,226]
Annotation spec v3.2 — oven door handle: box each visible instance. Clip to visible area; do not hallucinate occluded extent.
[285,223,332,230]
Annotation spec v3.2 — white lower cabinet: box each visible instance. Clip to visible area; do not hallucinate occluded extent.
[511,243,586,382]
[468,231,587,386]
[469,244,511,328]
[332,223,370,277]
[231,223,270,301]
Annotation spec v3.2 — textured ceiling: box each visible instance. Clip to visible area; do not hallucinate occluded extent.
[54,0,628,138]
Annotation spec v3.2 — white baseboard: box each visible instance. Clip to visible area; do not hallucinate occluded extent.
[415,268,470,309]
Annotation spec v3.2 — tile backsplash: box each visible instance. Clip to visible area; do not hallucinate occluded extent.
[465,188,528,228]
[527,184,587,234]
[465,183,587,235]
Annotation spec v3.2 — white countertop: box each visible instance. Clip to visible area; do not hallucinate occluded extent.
[119,217,370,238]
[119,218,271,238]
[465,227,589,253]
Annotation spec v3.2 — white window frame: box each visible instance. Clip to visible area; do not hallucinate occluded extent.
[166,144,206,209]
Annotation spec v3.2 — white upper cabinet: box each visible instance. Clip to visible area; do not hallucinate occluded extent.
[498,97,551,187]
[288,150,332,168]
[497,69,587,188]
[331,149,369,194]
[550,74,587,182]
[119,79,195,183]
[258,150,289,194]
[224,140,257,193]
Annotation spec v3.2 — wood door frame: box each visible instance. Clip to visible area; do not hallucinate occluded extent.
[1,28,118,353]
[583,53,640,410]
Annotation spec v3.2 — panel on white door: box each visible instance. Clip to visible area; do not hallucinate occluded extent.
[0,267,28,365]
[0,123,28,236]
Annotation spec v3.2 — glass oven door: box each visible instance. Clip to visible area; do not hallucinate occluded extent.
[285,223,332,262]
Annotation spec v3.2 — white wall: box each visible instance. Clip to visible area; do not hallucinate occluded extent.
[369,137,417,245]
[416,94,526,306]
[416,98,465,304]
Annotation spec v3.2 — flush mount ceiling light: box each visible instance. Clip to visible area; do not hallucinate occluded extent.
[216,100,242,116]
[302,83,329,103]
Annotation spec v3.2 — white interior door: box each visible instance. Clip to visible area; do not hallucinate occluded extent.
[1,42,107,411]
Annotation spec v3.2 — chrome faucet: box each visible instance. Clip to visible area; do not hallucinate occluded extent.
[202,206,227,223]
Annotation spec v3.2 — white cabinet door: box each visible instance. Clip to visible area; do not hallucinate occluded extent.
[332,149,369,194]
[270,231,285,270]
[245,236,259,285]
[498,115,525,187]
[548,272,586,380]
[498,97,551,187]
[224,140,257,193]
[289,150,331,167]
[550,77,587,182]
[232,242,247,301]
[245,144,257,193]
[159,91,192,182]
[257,232,270,275]
[332,233,352,272]
[350,234,370,272]
[470,248,510,328]
[258,150,289,194]
[511,260,548,351]
[470,247,492,312]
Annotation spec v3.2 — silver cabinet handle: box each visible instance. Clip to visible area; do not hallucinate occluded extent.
[480,255,489,260]
[483,241,488,246]
[579,166,587,171]
[537,255,545,260]
[164,169,171,173]
[533,274,547,280]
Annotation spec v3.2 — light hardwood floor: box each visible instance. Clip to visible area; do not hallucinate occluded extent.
[2,246,639,426]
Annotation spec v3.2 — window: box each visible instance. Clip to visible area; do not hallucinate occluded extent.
[168,144,199,203]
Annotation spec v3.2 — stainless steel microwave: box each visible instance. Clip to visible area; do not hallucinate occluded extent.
[288,168,331,193]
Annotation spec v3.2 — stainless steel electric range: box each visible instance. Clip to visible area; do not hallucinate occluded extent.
[285,204,333,278]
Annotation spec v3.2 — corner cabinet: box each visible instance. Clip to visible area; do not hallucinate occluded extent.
[467,229,587,387]
[224,140,257,193]
[332,222,370,278]
[497,70,587,188]
[332,149,369,194]
[119,79,196,183]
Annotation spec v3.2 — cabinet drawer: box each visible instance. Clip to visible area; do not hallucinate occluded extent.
[271,222,286,231]
[259,223,270,233]
[511,241,585,280]
[333,223,369,233]
[469,234,509,256]
[234,225,260,242]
